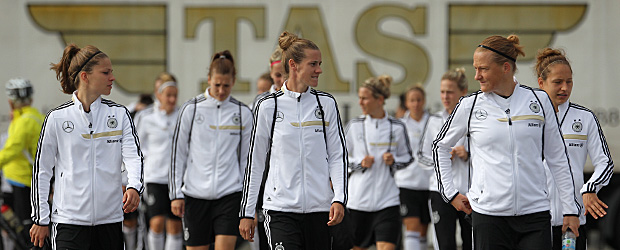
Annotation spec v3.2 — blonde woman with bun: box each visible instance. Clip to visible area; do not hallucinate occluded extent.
[345,75,414,250]
[239,31,347,250]
[432,35,580,249]
[536,48,614,250]
[418,68,472,250]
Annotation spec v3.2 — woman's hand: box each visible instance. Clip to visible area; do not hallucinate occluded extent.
[171,199,185,217]
[123,188,140,213]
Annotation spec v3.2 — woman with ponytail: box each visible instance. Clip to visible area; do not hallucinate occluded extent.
[169,50,253,250]
[239,31,347,250]
[31,44,144,249]
[432,35,580,249]
[536,48,614,250]
[345,75,414,250]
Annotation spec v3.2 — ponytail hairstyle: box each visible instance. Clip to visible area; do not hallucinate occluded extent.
[50,44,107,94]
[476,34,525,73]
[535,48,572,80]
[208,50,236,79]
[361,74,392,101]
[441,68,468,92]
[278,31,319,76]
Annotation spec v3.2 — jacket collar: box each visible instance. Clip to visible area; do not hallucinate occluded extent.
[204,88,230,106]
[557,100,570,124]
[11,106,37,119]
[72,91,102,113]
[364,109,389,123]
[282,81,312,100]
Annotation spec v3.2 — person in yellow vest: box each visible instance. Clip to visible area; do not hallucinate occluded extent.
[0,78,43,238]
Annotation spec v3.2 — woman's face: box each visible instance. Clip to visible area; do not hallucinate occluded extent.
[405,89,425,116]
[292,49,322,88]
[270,61,285,90]
[208,73,234,101]
[85,57,115,96]
[473,50,508,94]
[157,86,178,114]
[358,87,384,116]
[538,63,573,107]
[440,79,466,113]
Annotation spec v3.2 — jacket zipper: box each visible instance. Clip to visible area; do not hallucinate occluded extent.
[90,124,96,225]
[506,108,518,215]
[297,95,306,211]
[213,104,221,198]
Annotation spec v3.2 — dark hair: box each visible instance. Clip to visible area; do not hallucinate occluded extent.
[361,74,392,100]
[50,44,107,94]
[476,35,525,72]
[405,84,426,100]
[259,72,274,85]
[208,50,236,78]
[535,48,572,80]
[441,68,468,91]
[278,31,319,76]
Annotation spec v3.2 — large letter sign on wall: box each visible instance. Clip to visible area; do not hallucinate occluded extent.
[186,7,266,92]
[283,7,350,92]
[448,4,587,92]
[28,4,167,94]
[355,4,429,94]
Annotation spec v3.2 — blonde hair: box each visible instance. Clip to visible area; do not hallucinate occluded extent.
[441,68,468,91]
[476,35,525,72]
[361,74,392,99]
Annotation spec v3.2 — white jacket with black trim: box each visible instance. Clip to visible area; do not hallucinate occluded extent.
[419,110,470,194]
[240,84,347,218]
[134,104,179,185]
[433,82,579,217]
[547,101,614,226]
[395,111,433,191]
[346,112,413,212]
[169,90,253,200]
[31,93,144,226]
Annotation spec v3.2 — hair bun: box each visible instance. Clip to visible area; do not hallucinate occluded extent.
[506,35,520,45]
[377,74,392,89]
[279,31,298,51]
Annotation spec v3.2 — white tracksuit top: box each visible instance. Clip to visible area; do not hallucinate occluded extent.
[240,84,348,218]
[433,83,579,217]
[169,91,253,200]
[32,93,144,226]
[346,113,414,212]
[419,110,470,194]
[547,101,614,226]
[395,111,433,191]
[134,104,179,185]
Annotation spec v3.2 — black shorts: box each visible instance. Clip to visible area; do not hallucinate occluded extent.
[350,206,401,247]
[145,183,180,220]
[472,210,551,250]
[183,192,241,246]
[552,224,587,250]
[263,210,330,250]
[399,188,430,223]
[429,191,472,250]
[51,222,123,250]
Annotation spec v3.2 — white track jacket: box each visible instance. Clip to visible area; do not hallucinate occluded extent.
[169,91,252,200]
[433,83,579,217]
[240,84,347,218]
[419,111,470,194]
[395,111,433,191]
[32,94,144,226]
[547,101,614,226]
[346,113,413,212]
[135,104,179,185]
